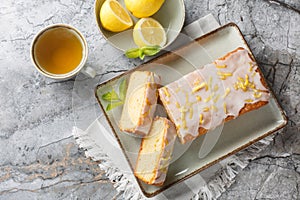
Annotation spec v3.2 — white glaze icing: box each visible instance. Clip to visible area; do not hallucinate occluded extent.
[159,48,270,144]
[134,73,161,135]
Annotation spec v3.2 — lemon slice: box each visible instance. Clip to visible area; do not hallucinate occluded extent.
[133,18,167,47]
[100,0,133,32]
[124,0,165,18]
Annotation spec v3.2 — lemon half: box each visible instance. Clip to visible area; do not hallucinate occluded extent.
[133,18,167,48]
[125,0,165,18]
[100,0,133,32]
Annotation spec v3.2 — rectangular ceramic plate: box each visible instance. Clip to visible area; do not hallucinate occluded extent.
[95,23,287,197]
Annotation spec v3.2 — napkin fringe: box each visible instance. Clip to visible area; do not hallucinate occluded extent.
[73,126,275,200]
[193,134,274,200]
[72,127,144,200]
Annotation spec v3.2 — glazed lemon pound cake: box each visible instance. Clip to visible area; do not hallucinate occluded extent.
[119,71,161,136]
[159,47,270,144]
[134,117,177,185]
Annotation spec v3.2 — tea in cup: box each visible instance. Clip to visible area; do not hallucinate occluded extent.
[31,24,94,79]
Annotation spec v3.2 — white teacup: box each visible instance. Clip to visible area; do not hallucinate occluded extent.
[31,24,95,80]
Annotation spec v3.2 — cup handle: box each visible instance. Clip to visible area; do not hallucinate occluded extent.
[81,66,96,78]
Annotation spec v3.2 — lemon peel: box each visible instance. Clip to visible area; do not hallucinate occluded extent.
[124,0,165,18]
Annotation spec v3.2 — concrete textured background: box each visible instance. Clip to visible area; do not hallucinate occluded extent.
[0,0,299,199]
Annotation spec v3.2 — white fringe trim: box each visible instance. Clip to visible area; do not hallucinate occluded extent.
[193,134,276,200]
[73,127,145,200]
[73,126,278,200]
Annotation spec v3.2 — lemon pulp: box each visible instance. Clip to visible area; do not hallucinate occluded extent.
[100,0,133,32]
[133,18,167,47]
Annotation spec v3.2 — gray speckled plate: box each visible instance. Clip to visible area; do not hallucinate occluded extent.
[94,0,185,51]
[95,23,287,197]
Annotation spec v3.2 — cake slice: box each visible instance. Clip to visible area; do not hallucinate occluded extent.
[134,117,177,185]
[119,71,161,136]
[159,47,270,144]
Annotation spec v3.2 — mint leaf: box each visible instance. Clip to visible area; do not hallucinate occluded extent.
[141,45,161,56]
[119,78,127,101]
[139,50,145,60]
[102,78,128,111]
[102,89,119,101]
[106,101,124,111]
[125,48,140,59]
[125,45,161,60]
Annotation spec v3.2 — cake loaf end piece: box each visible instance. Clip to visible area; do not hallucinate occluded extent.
[119,71,161,136]
[134,117,177,185]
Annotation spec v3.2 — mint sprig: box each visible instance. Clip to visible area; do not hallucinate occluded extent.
[125,45,161,60]
[119,77,127,101]
[101,78,127,111]
[106,101,124,111]
[102,90,119,101]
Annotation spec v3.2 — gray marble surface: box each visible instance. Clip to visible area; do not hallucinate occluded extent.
[0,0,299,199]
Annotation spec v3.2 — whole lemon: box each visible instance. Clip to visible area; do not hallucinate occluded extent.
[124,0,165,18]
